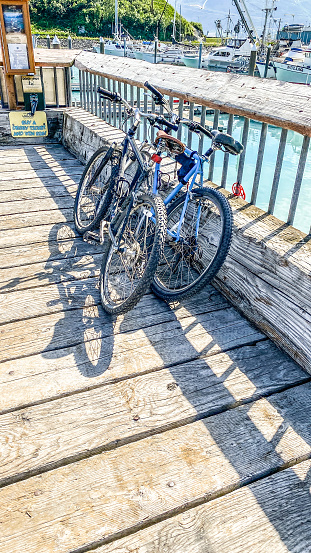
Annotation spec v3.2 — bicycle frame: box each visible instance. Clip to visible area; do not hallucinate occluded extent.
[152,145,214,242]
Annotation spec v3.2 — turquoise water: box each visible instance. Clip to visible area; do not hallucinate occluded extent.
[72,83,310,234]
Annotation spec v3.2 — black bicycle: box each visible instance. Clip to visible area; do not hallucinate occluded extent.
[74,86,177,315]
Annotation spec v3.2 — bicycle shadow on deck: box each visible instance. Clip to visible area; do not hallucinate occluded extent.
[22,145,311,549]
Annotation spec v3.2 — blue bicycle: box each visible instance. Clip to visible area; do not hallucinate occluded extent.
[144,82,243,302]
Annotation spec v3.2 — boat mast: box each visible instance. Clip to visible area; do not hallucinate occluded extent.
[232,0,260,43]
[115,0,118,39]
[172,0,177,40]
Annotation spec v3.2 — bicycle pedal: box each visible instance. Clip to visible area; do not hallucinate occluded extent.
[83,231,101,245]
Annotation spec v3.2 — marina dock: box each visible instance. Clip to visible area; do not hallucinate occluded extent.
[0,50,311,552]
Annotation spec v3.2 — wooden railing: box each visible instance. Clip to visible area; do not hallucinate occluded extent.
[75,51,311,234]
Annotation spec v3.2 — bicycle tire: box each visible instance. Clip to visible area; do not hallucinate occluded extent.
[151,187,232,302]
[74,146,120,234]
[100,192,167,315]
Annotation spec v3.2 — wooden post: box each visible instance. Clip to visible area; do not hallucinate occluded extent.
[248,44,257,76]
[5,74,16,109]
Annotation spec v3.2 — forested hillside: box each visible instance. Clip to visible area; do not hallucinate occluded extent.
[29,0,199,40]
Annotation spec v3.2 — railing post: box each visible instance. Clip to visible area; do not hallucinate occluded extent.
[208,109,219,182]
[237,117,250,185]
[268,128,288,214]
[221,113,234,189]
[198,106,207,155]
[287,135,310,226]
[187,102,194,149]
[251,122,268,204]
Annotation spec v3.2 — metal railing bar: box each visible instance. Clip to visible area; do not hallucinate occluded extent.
[221,113,234,189]
[208,109,219,182]
[287,135,310,225]
[82,70,86,110]
[151,98,155,142]
[53,67,59,108]
[177,99,184,140]
[143,90,148,140]
[130,85,134,129]
[65,67,72,107]
[268,127,288,214]
[112,80,117,128]
[251,122,268,204]
[123,83,128,132]
[136,87,141,141]
[85,71,90,112]
[187,102,194,149]
[94,74,98,116]
[101,77,106,120]
[79,69,83,109]
[198,106,207,155]
[107,78,112,125]
[237,117,250,185]
[118,81,122,128]
[89,73,94,114]
[39,67,46,109]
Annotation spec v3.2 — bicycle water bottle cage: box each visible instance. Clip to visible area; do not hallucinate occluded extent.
[155,130,185,156]
[175,152,196,182]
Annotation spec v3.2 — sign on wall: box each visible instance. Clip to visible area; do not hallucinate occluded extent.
[9,110,48,137]
[0,0,35,75]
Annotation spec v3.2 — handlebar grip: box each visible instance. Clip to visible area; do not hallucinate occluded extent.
[163,119,179,132]
[97,86,121,102]
[196,123,213,138]
[144,81,164,101]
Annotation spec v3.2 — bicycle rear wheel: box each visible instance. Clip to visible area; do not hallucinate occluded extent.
[151,187,232,302]
[100,192,167,315]
[74,146,120,234]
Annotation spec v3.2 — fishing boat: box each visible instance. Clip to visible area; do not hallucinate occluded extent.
[201,38,252,70]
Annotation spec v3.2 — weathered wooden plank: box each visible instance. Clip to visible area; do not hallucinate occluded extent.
[0,208,74,232]
[0,251,101,293]
[0,346,308,487]
[0,152,77,165]
[0,235,92,268]
[0,160,82,173]
[0,196,74,216]
[0,296,262,371]
[0,175,80,193]
[75,52,311,136]
[0,183,77,203]
[0,221,77,249]
[0,47,82,67]
[0,166,83,182]
[95,459,311,553]
[0,386,310,553]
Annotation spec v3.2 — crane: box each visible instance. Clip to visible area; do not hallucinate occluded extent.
[231,0,260,44]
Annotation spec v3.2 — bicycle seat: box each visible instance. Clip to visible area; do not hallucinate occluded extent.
[211,130,244,155]
[155,130,185,155]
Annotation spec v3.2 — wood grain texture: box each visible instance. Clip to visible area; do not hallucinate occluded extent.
[0,343,308,485]
[0,48,82,67]
[93,459,311,553]
[75,52,311,136]
[0,393,310,553]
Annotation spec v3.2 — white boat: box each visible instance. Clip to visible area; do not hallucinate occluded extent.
[159,46,185,64]
[181,50,200,68]
[274,50,311,84]
[201,39,253,70]
[257,47,311,84]
[104,39,136,58]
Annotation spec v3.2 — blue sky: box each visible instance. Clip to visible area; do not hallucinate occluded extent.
[177,0,311,36]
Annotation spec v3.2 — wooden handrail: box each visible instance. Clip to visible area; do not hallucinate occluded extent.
[0,48,82,68]
[75,51,311,137]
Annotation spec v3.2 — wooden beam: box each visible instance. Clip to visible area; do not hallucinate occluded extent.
[4,74,16,110]
[75,52,311,136]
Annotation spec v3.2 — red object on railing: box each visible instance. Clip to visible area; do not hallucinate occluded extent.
[232,181,246,200]
[151,153,162,164]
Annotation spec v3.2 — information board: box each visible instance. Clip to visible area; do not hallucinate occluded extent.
[0,0,35,75]
[9,111,48,137]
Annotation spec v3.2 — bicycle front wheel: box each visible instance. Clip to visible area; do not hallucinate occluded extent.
[100,192,167,315]
[74,146,120,234]
[151,187,233,302]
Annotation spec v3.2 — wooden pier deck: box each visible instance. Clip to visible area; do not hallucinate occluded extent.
[1,143,311,552]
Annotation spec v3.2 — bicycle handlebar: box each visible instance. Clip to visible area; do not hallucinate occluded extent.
[97,86,122,103]
[144,81,164,102]
[153,115,178,132]
[182,119,213,139]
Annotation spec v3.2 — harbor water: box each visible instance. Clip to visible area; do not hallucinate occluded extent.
[72,77,310,234]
